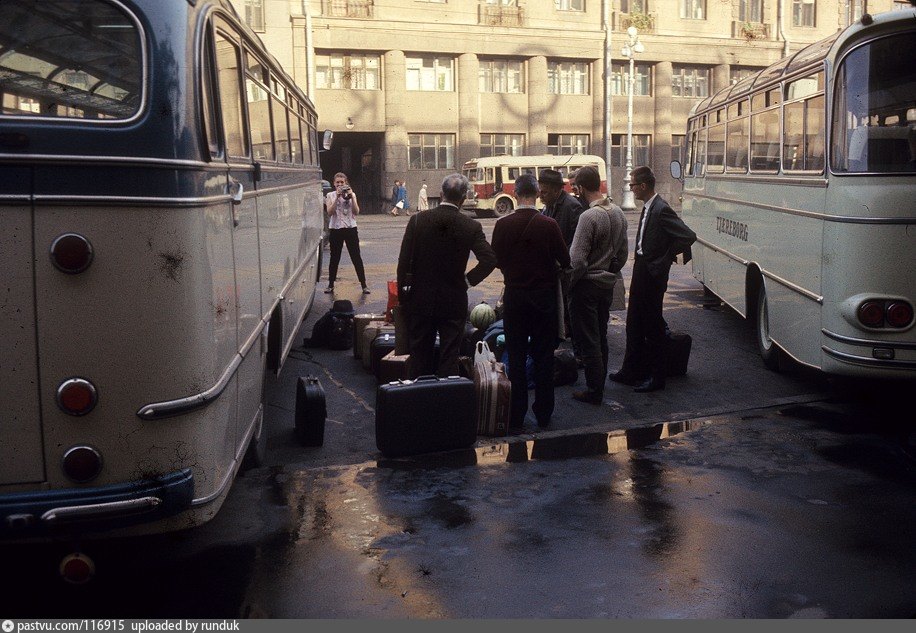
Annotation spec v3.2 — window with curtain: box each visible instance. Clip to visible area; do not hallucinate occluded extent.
[480,134,525,157]
[548,134,590,155]
[409,134,456,169]
[792,0,816,26]
[315,53,381,90]
[672,65,710,98]
[479,59,525,93]
[555,0,585,10]
[679,0,705,19]
[739,0,763,23]
[621,0,648,12]
[547,61,590,95]
[406,56,454,91]
[611,62,652,96]
[611,134,651,167]
[244,0,264,31]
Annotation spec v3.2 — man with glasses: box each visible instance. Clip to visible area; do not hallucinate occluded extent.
[609,166,696,393]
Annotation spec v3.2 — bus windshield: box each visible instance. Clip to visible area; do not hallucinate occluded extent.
[831,31,916,174]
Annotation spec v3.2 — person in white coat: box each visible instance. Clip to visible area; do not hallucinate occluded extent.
[417,183,429,212]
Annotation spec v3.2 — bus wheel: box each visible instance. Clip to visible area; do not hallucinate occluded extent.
[495,198,514,215]
[755,284,781,371]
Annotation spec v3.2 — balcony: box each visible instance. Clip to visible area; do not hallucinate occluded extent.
[479,3,526,27]
[732,20,770,40]
[324,0,374,18]
[614,11,656,34]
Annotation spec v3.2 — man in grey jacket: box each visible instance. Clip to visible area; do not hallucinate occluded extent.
[566,166,628,405]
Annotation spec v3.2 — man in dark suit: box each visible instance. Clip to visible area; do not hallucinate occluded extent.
[609,166,696,393]
[397,173,497,378]
[538,168,583,248]
[492,174,571,432]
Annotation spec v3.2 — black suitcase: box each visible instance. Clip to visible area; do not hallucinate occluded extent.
[370,333,397,379]
[295,375,327,446]
[375,375,476,458]
[665,331,692,376]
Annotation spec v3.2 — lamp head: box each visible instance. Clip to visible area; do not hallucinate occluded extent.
[627,26,638,38]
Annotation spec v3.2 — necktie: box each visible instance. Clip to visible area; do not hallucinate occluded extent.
[636,205,649,256]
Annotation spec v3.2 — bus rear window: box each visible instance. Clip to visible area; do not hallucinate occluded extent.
[831,31,916,174]
[0,0,143,120]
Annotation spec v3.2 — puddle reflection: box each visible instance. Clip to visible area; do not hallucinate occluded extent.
[376,420,705,470]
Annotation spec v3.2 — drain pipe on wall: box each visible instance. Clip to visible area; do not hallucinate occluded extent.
[777,0,790,57]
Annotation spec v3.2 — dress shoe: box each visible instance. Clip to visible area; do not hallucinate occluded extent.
[571,390,602,405]
[633,377,665,393]
[608,370,640,386]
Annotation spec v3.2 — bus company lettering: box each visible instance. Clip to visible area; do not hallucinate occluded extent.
[716,217,748,241]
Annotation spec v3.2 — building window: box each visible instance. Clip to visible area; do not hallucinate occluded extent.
[244,0,265,31]
[671,134,686,166]
[409,133,455,169]
[611,62,651,96]
[316,53,381,90]
[738,0,763,23]
[547,61,589,95]
[479,59,525,94]
[611,134,651,167]
[792,0,815,26]
[672,65,710,98]
[480,134,525,157]
[548,134,589,155]
[893,0,911,10]
[406,56,454,91]
[555,0,585,10]
[680,0,705,19]
[621,0,648,12]
[730,66,763,85]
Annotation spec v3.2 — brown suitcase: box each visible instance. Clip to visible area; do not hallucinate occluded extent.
[473,342,511,436]
[379,350,413,383]
[353,313,386,359]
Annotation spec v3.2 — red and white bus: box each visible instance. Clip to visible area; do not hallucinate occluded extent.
[462,154,607,217]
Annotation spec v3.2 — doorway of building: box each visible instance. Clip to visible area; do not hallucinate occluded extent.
[320,132,385,214]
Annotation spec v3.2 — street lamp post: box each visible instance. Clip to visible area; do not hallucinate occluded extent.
[620,25,644,212]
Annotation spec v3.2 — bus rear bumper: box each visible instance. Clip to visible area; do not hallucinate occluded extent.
[0,469,194,539]
[821,329,916,376]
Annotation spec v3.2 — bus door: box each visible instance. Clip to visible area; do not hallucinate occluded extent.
[212,24,258,452]
[0,167,45,485]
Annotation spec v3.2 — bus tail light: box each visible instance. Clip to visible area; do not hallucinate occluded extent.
[857,301,885,328]
[60,552,95,584]
[62,445,103,483]
[57,378,98,415]
[885,302,913,328]
[50,233,94,274]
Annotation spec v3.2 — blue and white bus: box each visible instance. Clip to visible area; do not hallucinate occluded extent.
[672,8,915,379]
[0,0,326,548]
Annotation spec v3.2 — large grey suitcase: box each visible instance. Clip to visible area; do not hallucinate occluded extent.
[375,376,476,458]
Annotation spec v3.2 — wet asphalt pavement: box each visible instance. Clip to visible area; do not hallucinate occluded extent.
[4,213,915,619]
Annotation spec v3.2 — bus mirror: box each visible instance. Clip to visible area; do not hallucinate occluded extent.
[321,130,334,151]
[670,160,682,181]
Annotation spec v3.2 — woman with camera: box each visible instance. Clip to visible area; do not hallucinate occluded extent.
[324,172,369,294]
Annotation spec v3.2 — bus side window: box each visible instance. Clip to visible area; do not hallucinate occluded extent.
[201,29,221,159]
[215,31,248,158]
[246,51,274,161]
